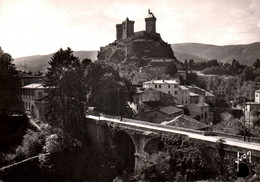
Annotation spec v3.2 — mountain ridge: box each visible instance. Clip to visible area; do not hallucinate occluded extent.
[13,42,260,72]
[171,42,260,65]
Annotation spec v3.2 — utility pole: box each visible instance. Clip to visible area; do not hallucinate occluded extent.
[248,103,250,142]
[118,87,120,116]
[243,99,246,142]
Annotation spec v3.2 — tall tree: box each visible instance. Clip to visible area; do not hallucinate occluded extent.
[0,48,21,114]
[166,62,178,78]
[84,62,133,117]
[44,48,85,136]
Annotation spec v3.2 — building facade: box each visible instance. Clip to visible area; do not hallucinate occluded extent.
[20,83,47,119]
[143,80,179,98]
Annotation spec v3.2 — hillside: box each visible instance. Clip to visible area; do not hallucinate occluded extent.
[14,51,98,73]
[171,42,260,66]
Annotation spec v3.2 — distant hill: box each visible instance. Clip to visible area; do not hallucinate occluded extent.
[171,42,260,66]
[14,51,98,73]
[174,52,208,63]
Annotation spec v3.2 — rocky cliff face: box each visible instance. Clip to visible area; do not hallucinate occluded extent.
[97,34,176,68]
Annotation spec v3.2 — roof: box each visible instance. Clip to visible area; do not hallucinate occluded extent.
[136,87,157,94]
[196,103,209,107]
[205,91,214,97]
[179,86,189,90]
[143,79,179,85]
[160,106,182,115]
[189,92,199,96]
[22,83,45,89]
[255,90,260,93]
[161,114,208,130]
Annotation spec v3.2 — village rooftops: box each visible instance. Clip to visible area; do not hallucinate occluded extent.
[159,106,182,115]
[21,83,45,89]
[161,114,208,130]
[143,79,179,85]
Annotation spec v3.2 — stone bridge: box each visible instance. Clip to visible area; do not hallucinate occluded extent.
[86,114,260,173]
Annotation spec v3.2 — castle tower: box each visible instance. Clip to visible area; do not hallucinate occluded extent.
[122,17,135,39]
[116,24,123,40]
[145,9,156,34]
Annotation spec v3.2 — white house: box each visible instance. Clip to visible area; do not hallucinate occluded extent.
[143,80,179,98]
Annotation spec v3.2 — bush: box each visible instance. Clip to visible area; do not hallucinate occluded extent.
[15,129,46,159]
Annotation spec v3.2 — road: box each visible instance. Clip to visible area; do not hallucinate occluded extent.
[86,115,260,152]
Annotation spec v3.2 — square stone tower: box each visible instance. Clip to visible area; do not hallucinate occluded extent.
[145,9,156,34]
[116,18,135,40]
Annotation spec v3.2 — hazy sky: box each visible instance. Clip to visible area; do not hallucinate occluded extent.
[1,0,260,58]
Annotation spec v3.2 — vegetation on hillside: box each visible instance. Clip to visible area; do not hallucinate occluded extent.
[0,47,21,114]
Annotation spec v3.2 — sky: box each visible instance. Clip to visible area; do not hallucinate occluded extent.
[0,0,260,58]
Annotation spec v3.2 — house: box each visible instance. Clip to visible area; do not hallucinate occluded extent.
[143,79,179,98]
[18,71,46,86]
[187,85,215,105]
[178,85,190,105]
[176,70,187,80]
[20,83,47,119]
[244,90,260,122]
[132,88,178,114]
[189,92,199,104]
[130,71,152,85]
[187,103,211,124]
[141,105,183,123]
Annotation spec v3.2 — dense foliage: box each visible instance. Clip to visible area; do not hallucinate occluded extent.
[84,62,134,117]
[0,47,21,113]
[44,48,86,137]
[133,135,239,182]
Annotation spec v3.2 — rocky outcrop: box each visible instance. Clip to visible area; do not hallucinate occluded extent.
[97,34,178,70]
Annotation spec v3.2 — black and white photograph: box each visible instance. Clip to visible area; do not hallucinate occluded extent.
[0,0,260,181]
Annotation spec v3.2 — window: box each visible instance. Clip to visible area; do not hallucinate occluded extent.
[154,113,157,118]
[159,85,161,88]
[175,91,178,95]
[168,91,170,94]
[155,84,157,88]
[168,85,170,88]
[38,92,43,98]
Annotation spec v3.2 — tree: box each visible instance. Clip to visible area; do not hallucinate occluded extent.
[165,62,178,78]
[0,48,21,114]
[242,67,255,81]
[84,62,133,117]
[253,58,260,69]
[44,48,86,137]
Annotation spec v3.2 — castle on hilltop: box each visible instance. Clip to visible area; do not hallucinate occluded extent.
[116,9,160,41]
[97,9,177,74]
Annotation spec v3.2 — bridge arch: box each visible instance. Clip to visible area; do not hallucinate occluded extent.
[144,138,164,155]
[113,130,136,173]
[237,162,252,178]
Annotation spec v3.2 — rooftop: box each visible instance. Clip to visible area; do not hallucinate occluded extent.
[161,114,208,130]
[179,85,189,90]
[144,79,179,85]
[160,106,182,115]
[189,92,199,96]
[22,83,45,89]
